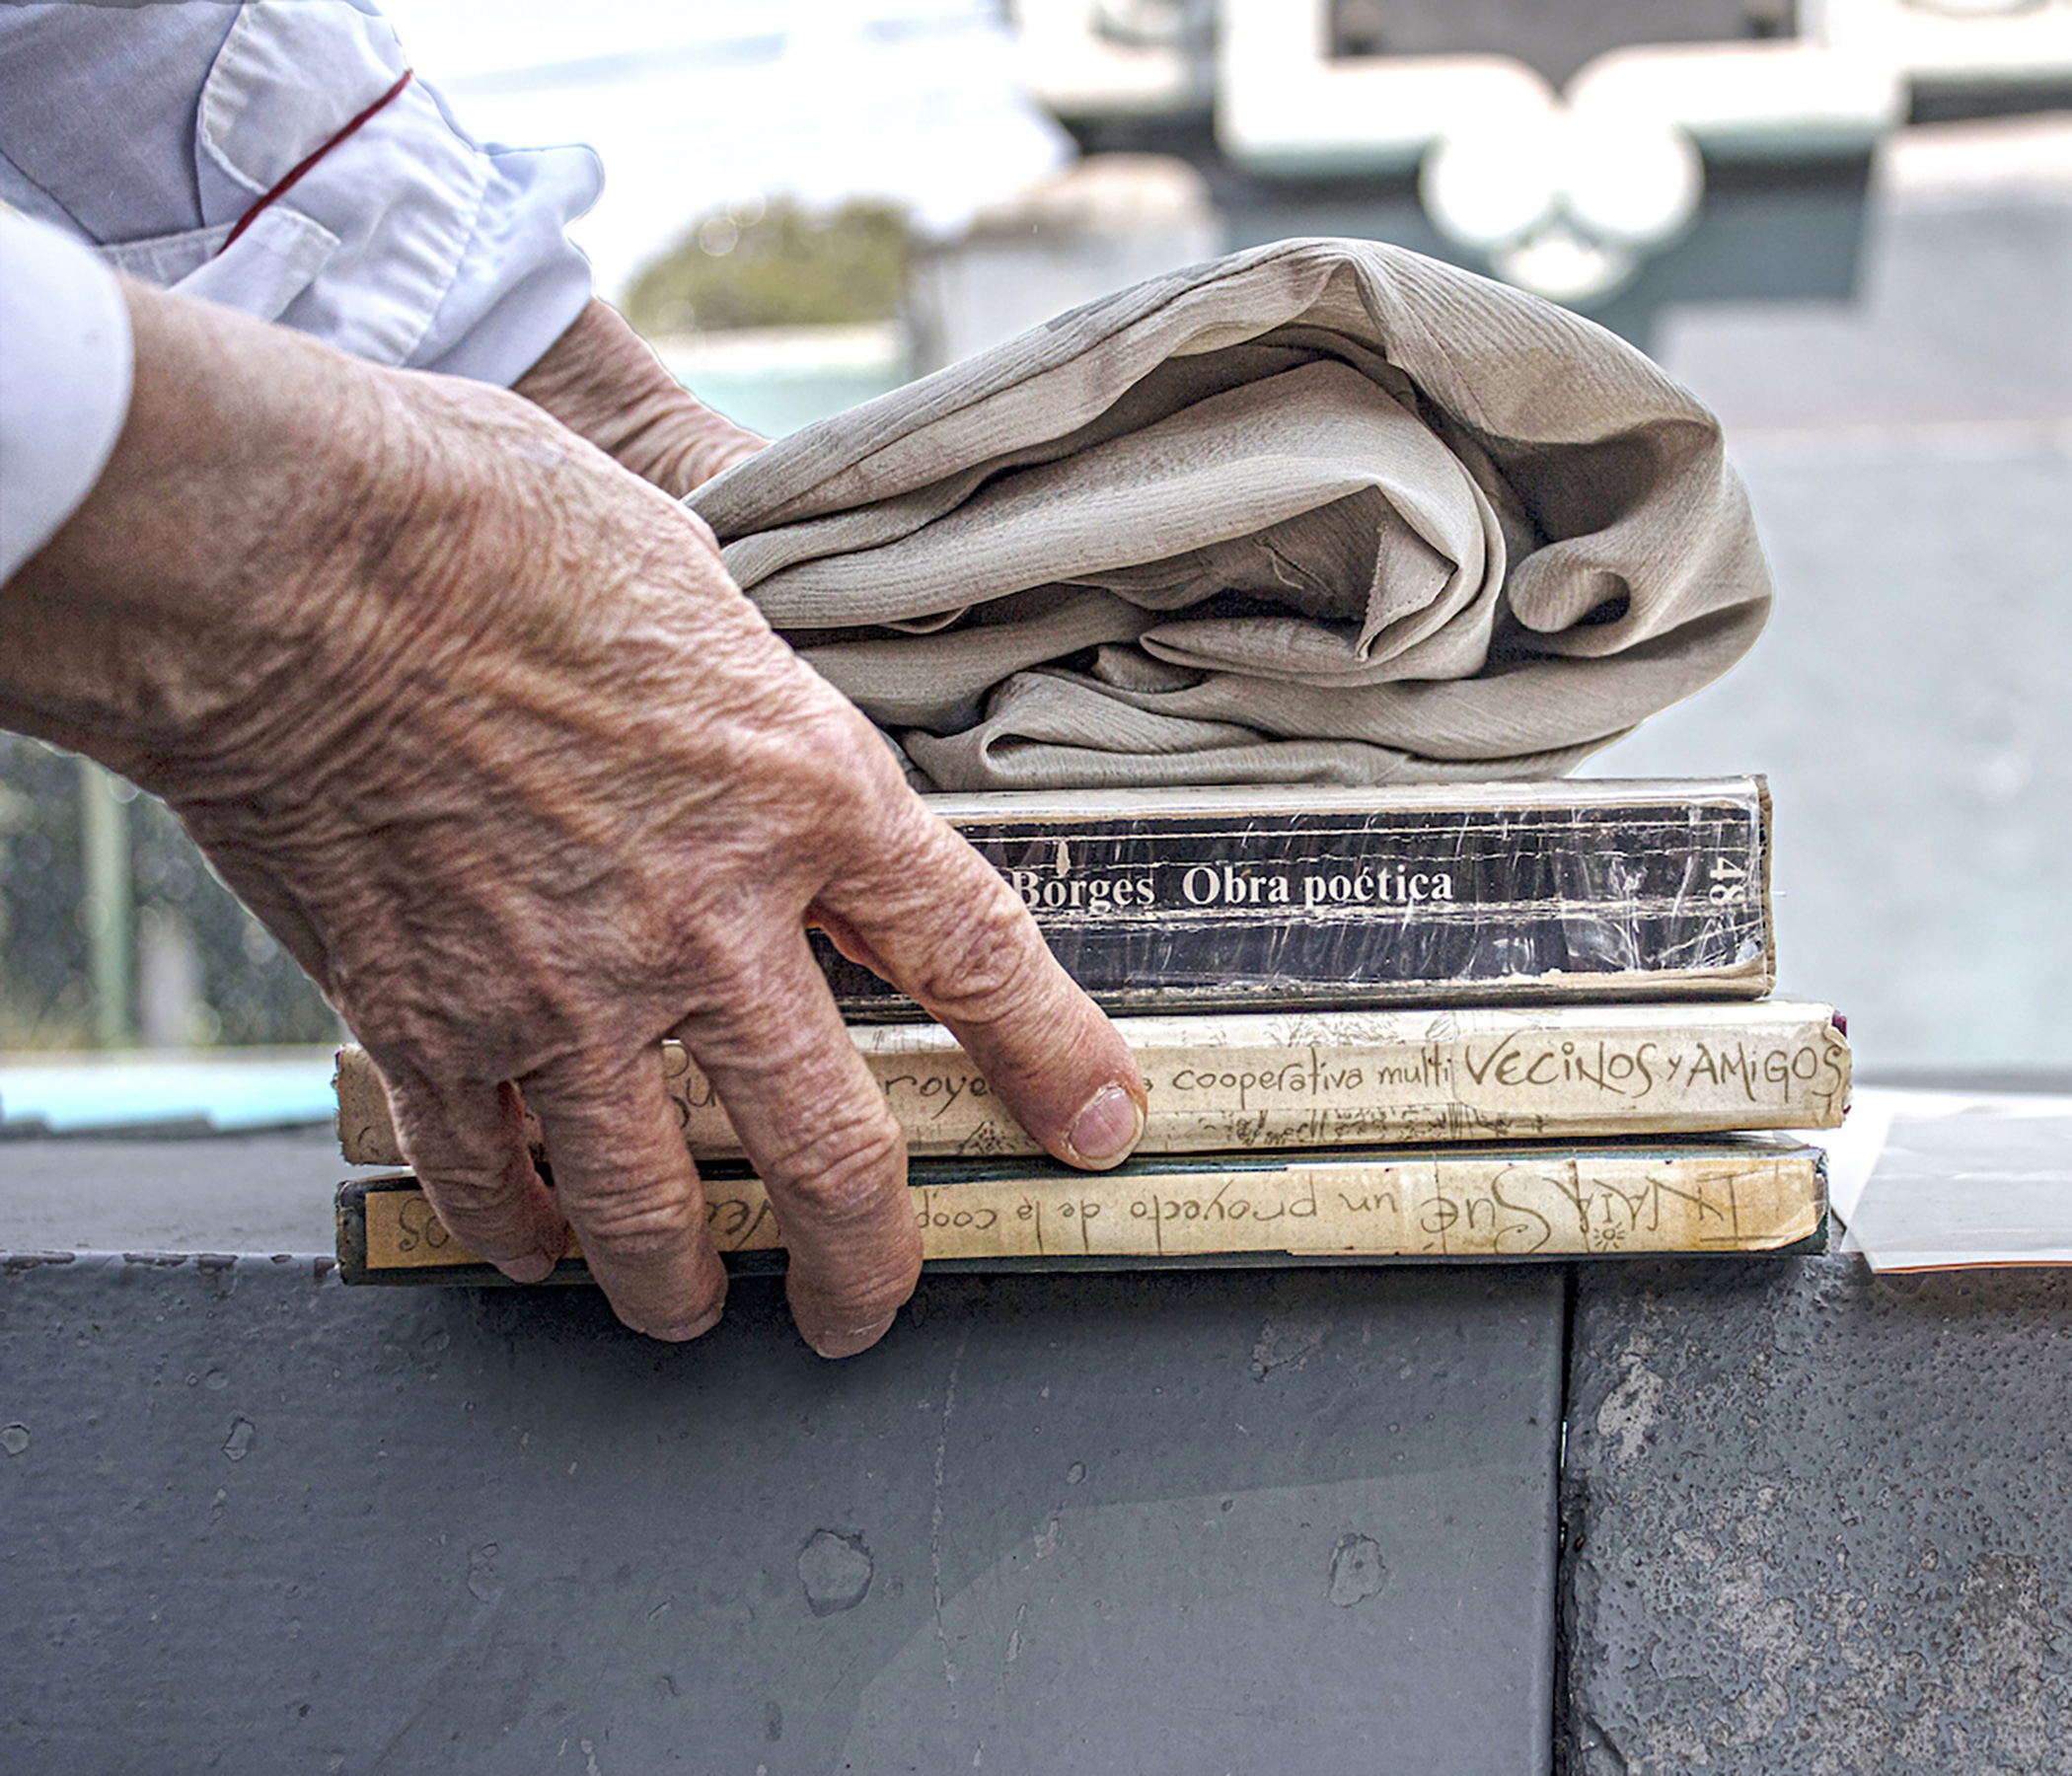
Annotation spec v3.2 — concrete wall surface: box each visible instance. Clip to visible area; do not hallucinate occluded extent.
[0,1255,1563,1775]
[11,1131,2072,1770]
[1562,1257,2072,1774]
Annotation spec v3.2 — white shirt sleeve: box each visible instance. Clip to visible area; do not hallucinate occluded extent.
[0,1,602,387]
[0,211,132,584]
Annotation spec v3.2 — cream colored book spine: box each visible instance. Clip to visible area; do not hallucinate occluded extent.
[337,1136,1827,1279]
[335,1000,1849,1166]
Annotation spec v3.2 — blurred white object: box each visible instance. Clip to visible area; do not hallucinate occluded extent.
[1025,0,2072,303]
[1217,2,1902,302]
[1014,0,1212,115]
[383,0,1074,301]
[1421,106,1703,303]
[1831,0,2072,83]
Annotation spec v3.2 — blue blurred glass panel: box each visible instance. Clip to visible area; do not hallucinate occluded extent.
[0,1051,338,1134]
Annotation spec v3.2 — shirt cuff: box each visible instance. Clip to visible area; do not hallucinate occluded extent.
[182,3,601,387]
[408,135,602,386]
[0,211,132,582]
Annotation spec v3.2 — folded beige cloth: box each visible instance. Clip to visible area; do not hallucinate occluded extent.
[689,239,1769,791]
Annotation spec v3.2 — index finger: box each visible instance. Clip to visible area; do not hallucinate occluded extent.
[813,802,1147,1172]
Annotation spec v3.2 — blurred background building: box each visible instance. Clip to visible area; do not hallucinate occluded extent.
[3,1,2068,1120]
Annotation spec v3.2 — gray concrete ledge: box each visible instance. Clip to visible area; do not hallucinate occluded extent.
[0,1129,342,1254]
[0,1255,1563,1774]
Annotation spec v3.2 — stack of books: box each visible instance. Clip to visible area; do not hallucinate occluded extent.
[335,777,1844,1283]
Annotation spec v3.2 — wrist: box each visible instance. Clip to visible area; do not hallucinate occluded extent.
[514,299,764,496]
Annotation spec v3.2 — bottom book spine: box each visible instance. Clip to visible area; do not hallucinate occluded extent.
[337,1140,1827,1281]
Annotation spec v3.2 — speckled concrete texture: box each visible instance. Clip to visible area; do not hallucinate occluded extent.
[1561,1255,2072,1774]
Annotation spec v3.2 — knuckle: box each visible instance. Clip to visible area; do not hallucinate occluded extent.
[566,1175,704,1262]
[385,1081,533,1195]
[682,941,776,1021]
[417,1161,517,1224]
[766,1106,907,1229]
[899,882,1044,1028]
[787,706,895,805]
[770,682,896,775]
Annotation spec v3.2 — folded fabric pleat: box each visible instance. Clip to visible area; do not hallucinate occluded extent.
[690,239,1770,790]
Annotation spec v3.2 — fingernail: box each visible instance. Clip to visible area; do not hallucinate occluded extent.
[1064,1083,1144,1169]
[809,1314,897,1360]
[494,1254,555,1285]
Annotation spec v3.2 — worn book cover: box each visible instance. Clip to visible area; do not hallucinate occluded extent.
[335,1134,1828,1282]
[335,999,1849,1168]
[812,777,1773,1018]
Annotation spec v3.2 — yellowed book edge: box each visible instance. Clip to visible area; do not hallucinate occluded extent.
[337,1137,1828,1280]
[336,1002,1848,1168]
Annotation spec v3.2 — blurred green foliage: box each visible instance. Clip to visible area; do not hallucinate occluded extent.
[0,735,339,1050]
[622,197,912,334]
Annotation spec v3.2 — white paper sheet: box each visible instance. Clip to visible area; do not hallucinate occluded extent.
[1804,1087,2072,1271]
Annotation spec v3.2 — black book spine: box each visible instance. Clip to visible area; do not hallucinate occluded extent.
[816,787,1771,1018]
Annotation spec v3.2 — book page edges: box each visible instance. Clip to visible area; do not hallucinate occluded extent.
[336,1006,1848,1165]
[343,1144,1825,1278]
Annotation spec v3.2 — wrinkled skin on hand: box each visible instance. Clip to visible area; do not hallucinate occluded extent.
[0,282,1146,1355]
[513,297,765,499]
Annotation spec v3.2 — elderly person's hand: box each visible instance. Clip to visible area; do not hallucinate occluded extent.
[0,279,1147,1355]
[514,297,766,498]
